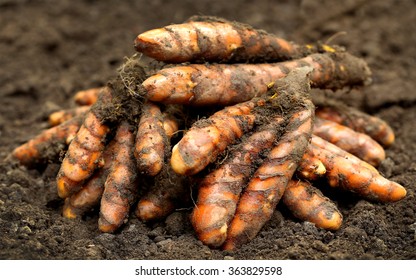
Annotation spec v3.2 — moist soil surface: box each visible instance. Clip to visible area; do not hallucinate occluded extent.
[1,0,415,260]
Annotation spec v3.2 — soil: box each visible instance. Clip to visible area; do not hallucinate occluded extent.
[1,0,415,260]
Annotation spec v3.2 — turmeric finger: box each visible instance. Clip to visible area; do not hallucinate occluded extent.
[313,117,386,166]
[56,87,112,199]
[310,141,406,202]
[296,147,326,181]
[224,102,314,250]
[135,16,309,63]
[170,98,265,175]
[135,102,169,176]
[311,135,378,173]
[62,172,105,219]
[142,52,371,106]
[74,87,104,106]
[315,101,395,147]
[62,138,116,219]
[135,106,182,221]
[99,121,138,233]
[191,115,285,247]
[282,180,343,230]
[136,167,188,222]
[11,116,83,167]
[48,106,90,126]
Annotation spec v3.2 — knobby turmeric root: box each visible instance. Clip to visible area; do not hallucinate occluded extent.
[171,98,263,175]
[62,136,116,219]
[48,106,90,127]
[12,116,83,167]
[142,52,371,106]
[223,68,315,250]
[9,16,408,251]
[99,121,138,233]
[310,136,406,202]
[191,114,286,248]
[313,116,386,166]
[282,180,343,231]
[135,101,169,176]
[314,99,395,147]
[135,15,311,63]
[56,88,112,199]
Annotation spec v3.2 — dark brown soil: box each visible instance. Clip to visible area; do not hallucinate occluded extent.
[1,0,415,260]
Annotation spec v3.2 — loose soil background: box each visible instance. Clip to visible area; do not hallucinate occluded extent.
[1,0,415,260]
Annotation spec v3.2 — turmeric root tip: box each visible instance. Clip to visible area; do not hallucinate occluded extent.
[296,146,326,180]
[12,116,83,167]
[62,176,105,219]
[283,180,343,230]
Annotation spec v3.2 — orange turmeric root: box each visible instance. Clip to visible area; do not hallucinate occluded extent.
[296,147,326,181]
[135,111,182,221]
[134,101,170,176]
[11,116,83,167]
[170,98,266,175]
[142,52,371,106]
[98,121,138,233]
[188,67,314,249]
[135,16,310,63]
[56,87,112,199]
[73,87,104,106]
[313,117,386,166]
[62,138,116,219]
[282,180,343,230]
[315,101,395,147]
[48,106,90,126]
[135,167,188,222]
[48,87,106,126]
[12,16,407,252]
[191,115,285,247]
[62,172,105,219]
[223,96,314,250]
[311,135,378,173]
[310,136,406,202]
